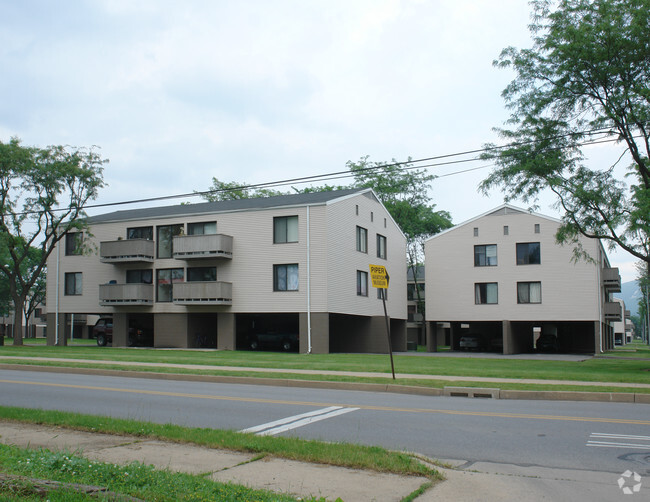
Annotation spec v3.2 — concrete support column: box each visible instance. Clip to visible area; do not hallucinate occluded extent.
[112,313,129,347]
[390,318,407,352]
[154,313,188,348]
[426,322,439,352]
[217,313,236,350]
[46,313,67,346]
[502,320,514,355]
[302,312,329,354]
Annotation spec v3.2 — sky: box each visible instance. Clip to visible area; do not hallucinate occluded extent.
[0,0,639,282]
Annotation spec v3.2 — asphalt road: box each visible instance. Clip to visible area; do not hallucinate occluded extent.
[1,369,649,479]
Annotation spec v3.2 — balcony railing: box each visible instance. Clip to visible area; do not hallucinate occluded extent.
[100,239,155,263]
[173,281,232,305]
[602,267,621,293]
[604,301,623,321]
[99,283,153,305]
[173,234,233,259]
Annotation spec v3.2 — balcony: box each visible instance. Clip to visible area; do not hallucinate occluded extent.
[100,239,155,263]
[99,283,153,305]
[602,267,621,293]
[604,301,622,321]
[173,281,232,305]
[173,234,233,260]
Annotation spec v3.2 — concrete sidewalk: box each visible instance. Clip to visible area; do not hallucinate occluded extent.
[0,422,637,501]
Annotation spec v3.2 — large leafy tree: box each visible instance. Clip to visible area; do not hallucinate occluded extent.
[200,178,286,201]
[0,138,106,345]
[481,0,650,263]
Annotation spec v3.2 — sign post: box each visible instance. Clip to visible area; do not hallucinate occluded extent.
[369,264,395,380]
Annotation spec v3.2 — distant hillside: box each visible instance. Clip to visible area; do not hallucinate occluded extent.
[615,281,641,317]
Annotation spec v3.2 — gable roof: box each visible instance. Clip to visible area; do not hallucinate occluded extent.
[87,188,371,224]
[424,203,562,242]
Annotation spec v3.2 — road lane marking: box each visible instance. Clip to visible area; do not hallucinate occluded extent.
[587,433,650,450]
[241,406,360,436]
[1,378,650,426]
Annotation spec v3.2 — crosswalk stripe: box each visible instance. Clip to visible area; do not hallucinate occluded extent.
[240,406,359,436]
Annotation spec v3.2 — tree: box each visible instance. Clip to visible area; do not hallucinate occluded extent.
[636,260,650,343]
[199,178,286,201]
[0,138,106,345]
[481,0,650,264]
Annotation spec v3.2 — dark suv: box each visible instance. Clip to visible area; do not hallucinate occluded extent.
[93,318,152,347]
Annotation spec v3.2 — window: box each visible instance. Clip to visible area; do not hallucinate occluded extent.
[157,224,183,258]
[127,226,153,240]
[384,217,387,228]
[187,267,217,282]
[475,282,498,304]
[377,288,387,300]
[273,264,299,291]
[126,269,153,284]
[357,270,368,296]
[355,205,359,215]
[371,211,374,222]
[65,233,83,256]
[407,283,425,301]
[517,282,542,304]
[64,272,82,295]
[504,226,509,236]
[473,227,479,237]
[377,234,387,259]
[187,222,216,235]
[534,223,540,234]
[156,268,184,302]
[273,216,298,243]
[516,242,541,265]
[356,226,368,253]
[474,245,497,266]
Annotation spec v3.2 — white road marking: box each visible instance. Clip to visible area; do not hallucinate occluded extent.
[587,433,650,450]
[240,406,360,436]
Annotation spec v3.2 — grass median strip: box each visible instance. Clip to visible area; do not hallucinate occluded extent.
[0,406,440,480]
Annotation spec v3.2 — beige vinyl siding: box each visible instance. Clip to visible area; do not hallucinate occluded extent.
[325,193,406,319]
[425,211,601,322]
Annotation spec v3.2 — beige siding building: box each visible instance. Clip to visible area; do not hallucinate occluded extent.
[46,189,407,353]
[424,205,621,354]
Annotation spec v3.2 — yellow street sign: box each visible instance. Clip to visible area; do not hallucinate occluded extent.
[369,264,389,288]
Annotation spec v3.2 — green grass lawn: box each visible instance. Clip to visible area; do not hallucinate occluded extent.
[1,342,649,389]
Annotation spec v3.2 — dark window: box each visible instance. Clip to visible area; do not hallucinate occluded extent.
[474,245,497,266]
[516,242,541,265]
[504,226,509,235]
[407,283,425,301]
[126,269,153,284]
[473,227,479,237]
[274,264,299,291]
[65,233,83,256]
[187,222,216,235]
[377,234,387,259]
[356,226,368,253]
[64,272,82,295]
[377,288,387,300]
[156,268,184,302]
[273,216,298,243]
[127,226,153,240]
[517,282,542,304]
[157,224,183,258]
[187,267,217,282]
[534,223,541,234]
[475,282,498,304]
[357,270,368,296]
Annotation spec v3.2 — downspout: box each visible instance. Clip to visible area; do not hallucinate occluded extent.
[307,205,312,354]
[597,251,603,353]
[55,238,60,345]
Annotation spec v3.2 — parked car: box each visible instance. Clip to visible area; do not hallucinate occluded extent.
[249,332,298,352]
[459,334,485,351]
[536,334,559,352]
[93,318,152,347]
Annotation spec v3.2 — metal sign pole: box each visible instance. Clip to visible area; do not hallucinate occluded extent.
[381,288,395,380]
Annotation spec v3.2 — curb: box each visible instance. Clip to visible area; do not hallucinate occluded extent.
[1,363,648,403]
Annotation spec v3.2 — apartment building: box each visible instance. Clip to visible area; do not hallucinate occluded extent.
[424,205,621,354]
[46,188,407,353]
